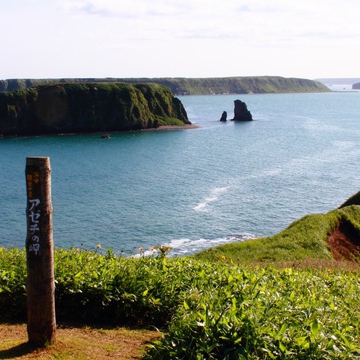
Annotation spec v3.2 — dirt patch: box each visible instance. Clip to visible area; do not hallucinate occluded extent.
[327,220,360,261]
[0,323,162,359]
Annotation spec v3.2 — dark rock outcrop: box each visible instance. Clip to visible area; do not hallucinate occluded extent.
[220,111,227,122]
[232,99,253,121]
[339,190,360,208]
[353,82,360,90]
[0,83,190,136]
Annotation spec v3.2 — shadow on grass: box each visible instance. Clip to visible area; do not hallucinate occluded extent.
[0,342,40,359]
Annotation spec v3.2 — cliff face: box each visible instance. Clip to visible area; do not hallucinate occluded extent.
[0,76,329,96]
[0,83,190,136]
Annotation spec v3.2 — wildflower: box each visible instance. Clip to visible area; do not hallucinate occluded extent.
[139,246,143,251]
[97,244,102,249]
[221,255,226,260]
[155,245,173,258]
[149,247,154,251]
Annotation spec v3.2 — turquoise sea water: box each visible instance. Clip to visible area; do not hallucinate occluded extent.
[1,91,360,256]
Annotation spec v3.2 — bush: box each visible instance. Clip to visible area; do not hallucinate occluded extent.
[145,266,360,359]
[1,247,360,358]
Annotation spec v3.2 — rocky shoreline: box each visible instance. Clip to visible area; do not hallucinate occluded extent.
[149,124,199,131]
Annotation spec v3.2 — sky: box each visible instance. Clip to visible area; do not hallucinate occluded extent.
[1,0,359,80]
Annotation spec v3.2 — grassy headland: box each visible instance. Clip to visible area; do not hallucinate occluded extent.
[194,204,360,264]
[1,192,360,358]
[0,76,329,96]
[0,83,190,136]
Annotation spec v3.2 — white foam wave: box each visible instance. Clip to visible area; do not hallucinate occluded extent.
[132,248,158,259]
[131,234,256,258]
[164,233,256,256]
[193,186,229,212]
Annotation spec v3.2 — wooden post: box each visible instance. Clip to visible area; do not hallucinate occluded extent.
[25,157,56,346]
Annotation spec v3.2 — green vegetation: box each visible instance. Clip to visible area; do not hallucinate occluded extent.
[145,265,360,359]
[0,76,329,96]
[149,76,329,95]
[339,190,360,208]
[1,247,360,359]
[195,205,360,264]
[0,83,190,136]
[2,196,360,358]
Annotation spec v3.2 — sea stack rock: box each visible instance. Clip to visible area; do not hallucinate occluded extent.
[232,99,253,121]
[220,111,227,122]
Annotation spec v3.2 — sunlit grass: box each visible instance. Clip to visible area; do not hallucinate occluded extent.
[2,199,360,358]
[194,205,360,264]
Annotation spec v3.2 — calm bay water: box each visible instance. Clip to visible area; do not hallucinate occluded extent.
[1,91,360,256]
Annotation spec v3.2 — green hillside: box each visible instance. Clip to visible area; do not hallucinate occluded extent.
[0,76,329,95]
[195,194,360,264]
[2,192,360,358]
[0,82,190,136]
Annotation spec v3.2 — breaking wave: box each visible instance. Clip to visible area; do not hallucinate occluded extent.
[193,186,229,212]
[165,233,256,257]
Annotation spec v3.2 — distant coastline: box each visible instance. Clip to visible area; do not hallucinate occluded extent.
[0,76,329,96]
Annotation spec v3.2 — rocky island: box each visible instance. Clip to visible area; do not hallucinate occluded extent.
[219,100,253,122]
[0,83,190,136]
[232,99,253,121]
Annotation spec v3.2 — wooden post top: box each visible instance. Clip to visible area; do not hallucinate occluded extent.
[26,157,51,166]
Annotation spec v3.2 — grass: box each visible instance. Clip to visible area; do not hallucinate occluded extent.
[194,205,360,264]
[2,195,360,358]
[156,116,188,126]
[0,82,190,136]
[2,253,360,359]
[0,323,161,359]
[1,76,330,96]
[143,264,360,359]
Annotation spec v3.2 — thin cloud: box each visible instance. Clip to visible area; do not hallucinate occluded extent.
[63,0,192,18]
[1,0,359,78]
[78,2,113,16]
[59,0,360,47]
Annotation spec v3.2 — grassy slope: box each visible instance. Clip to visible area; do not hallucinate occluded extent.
[194,204,360,264]
[0,83,190,136]
[2,194,360,359]
[158,76,329,95]
[0,76,329,95]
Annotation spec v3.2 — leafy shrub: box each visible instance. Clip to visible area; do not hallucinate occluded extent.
[145,266,360,359]
[1,248,203,326]
[0,248,27,320]
[54,248,200,325]
[1,247,360,358]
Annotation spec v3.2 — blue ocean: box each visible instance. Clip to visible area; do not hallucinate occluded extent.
[1,89,360,256]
